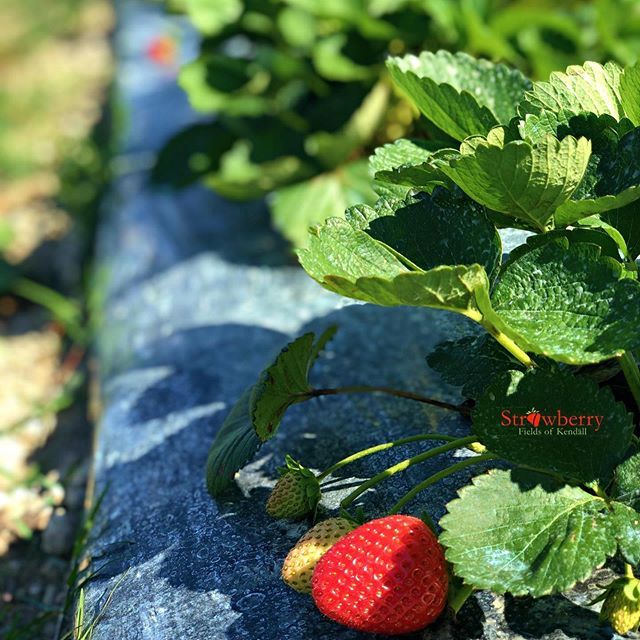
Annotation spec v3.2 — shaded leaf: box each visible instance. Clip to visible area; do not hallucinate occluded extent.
[612,452,640,511]
[252,327,337,441]
[427,333,526,400]
[359,189,501,278]
[473,368,633,483]
[602,201,640,260]
[554,128,640,226]
[151,122,236,187]
[205,388,262,497]
[299,216,493,317]
[504,227,623,267]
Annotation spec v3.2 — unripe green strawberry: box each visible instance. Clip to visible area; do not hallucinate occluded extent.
[599,576,640,635]
[282,518,356,593]
[266,458,320,520]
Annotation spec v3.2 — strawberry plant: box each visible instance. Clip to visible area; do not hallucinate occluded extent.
[205,53,640,633]
[156,0,640,248]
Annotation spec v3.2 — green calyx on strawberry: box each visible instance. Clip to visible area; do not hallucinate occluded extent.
[312,514,448,635]
[266,456,321,520]
[596,574,640,635]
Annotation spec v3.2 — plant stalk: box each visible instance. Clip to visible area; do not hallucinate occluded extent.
[388,454,498,514]
[619,351,640,413]
[317,433,460,481]
[480,320,534,368]
[12,277,85,343]
[340,435,478,509]
[305,386,470,415]
[625,563,635,579]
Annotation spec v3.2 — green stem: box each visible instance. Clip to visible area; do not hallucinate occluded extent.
[388,454,498,514]
[306,386,470,416]
[480,320,534,368]
[340,435,478,509]
[619,351,640,413]
[625,563,635,579]
[12,277,85,343]
[317,433,459,481]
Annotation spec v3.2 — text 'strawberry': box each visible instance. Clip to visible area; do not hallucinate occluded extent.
[282,517,356,593]
[312,515,448,635]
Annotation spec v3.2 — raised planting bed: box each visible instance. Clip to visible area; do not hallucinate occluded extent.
[81,2,633,639]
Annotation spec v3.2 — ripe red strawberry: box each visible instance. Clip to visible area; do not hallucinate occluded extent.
[282,517,356,593]
[312,515,448,635]
[146,35,177,66]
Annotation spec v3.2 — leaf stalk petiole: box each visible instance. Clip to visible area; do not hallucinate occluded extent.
[317,433,460,481]
[340,435,478,509]
[303,385,470,415]
[388,454,498,514]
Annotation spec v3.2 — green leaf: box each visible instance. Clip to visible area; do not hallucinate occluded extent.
[602,201,640,260]
[307,81,390,168]
[179,55,270,116]
[205,328,336,496]
[612,452,640,511]
[440,469,617,596]
[473,368,633,483]
[271,159,376,248]
[386,50,531,141]
[312,34,374,82]
[151,122,236,187]
[612,502,640,565]
[620,62,640,125]
[439,132,591,231]
[505,227,623,266]
[205,140,313,200]
[277,7,318,49]
[491,239,640,364]
[184,0,243,35]
[518,61,624,120]
[369,138,442,174]
[299,216,493,317]
[371,141,457,196]
[252,327,337,441]
[346,189,502,279]
[205,388,262,497]
[554,128,640,226]
[297,185,506,320]
[427,333,526,400]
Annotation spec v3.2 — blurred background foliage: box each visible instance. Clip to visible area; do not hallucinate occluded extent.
[0,1,112,637]
[154,0,640,247]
